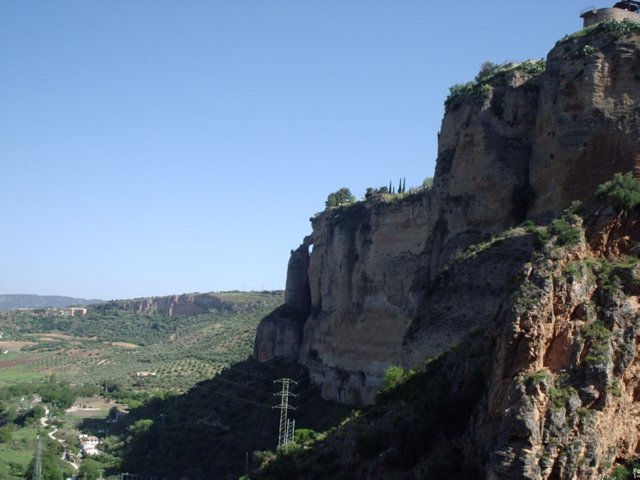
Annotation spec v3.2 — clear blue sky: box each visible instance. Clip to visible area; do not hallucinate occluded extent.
[1,1,593,300]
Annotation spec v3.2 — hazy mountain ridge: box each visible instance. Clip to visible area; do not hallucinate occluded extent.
[0,294,104,310]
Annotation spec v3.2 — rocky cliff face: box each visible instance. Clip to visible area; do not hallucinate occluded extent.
[301,196,431,403]
[254,22,640,477]
[478,208,640,479]
[530,26,640,219]
[99,292,233,317]
[254,238,312,362]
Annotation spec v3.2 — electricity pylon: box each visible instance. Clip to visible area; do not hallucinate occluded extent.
[273,378,297,448]
[33,435,42,480]
[286,418,296,445]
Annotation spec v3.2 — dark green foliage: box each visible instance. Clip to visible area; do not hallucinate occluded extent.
[549,385,578,411]
[444,81,476,111]
[0,425,13,443]
[387,345,487,471]
[37,380,77,409]
[523,370,550,388]
[544,202,583,247]
[606,465,631,480]
[582,321,612,367]
[475,61,500,82]
[15,405,44,427]
[557,18,640,48]
[377,365,406,397]
[371,337,488,472]
[574,44,598,58]
[325,187,355,208]
[77,458,102,480]
[611,379,622,397]
[596,172,640,213]
[444,60,545,112]
[548,216,581,246]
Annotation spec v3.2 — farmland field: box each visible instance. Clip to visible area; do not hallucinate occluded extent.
[0,291,284,478]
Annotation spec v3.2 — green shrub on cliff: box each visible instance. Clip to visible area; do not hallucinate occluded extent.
[377,366,417,399]
[582,320,612,367]
[325,187,355,208]
[596,172,640,213]
[444,59,545,112]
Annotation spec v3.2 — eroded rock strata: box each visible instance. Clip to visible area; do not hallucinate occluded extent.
[254,22,640,479]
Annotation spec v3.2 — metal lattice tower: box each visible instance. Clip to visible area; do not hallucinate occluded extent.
[33,435,42,480]
[273,378,297,448]
[286,418,296,444]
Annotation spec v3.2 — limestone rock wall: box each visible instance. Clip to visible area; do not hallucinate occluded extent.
[530,29,640,218]
[254,239,312,362]
[300,196,431,403]
[102,293,231,317]
[254,27,640,408]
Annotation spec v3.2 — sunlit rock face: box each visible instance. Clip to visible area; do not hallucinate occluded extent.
[255,26,640,414]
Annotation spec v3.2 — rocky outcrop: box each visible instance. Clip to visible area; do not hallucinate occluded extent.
[98,293,233,317]
[254,22,640,411]
[247,19,640,480]
[254,238,312,362]
[300,196,431,402]
[529,28,640,219]
[477,209,640,479]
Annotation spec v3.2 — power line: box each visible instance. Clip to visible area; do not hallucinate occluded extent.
[190,383,273,408]
[222,365,273,381]
[202,375,274,395]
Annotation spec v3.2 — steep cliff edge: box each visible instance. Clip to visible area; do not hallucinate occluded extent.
[255,202,640,480]
[254,22,640,413]
[479,208,640,479]
[249,19,640,480]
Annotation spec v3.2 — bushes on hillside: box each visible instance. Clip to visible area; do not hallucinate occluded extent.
[596,172,640,213]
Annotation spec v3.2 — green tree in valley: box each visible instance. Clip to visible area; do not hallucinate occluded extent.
[78,458,102,480]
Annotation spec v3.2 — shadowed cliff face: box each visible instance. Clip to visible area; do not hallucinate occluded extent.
[254,26,640,412]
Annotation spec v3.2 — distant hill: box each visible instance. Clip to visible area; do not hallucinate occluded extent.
[0,294,104,310]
